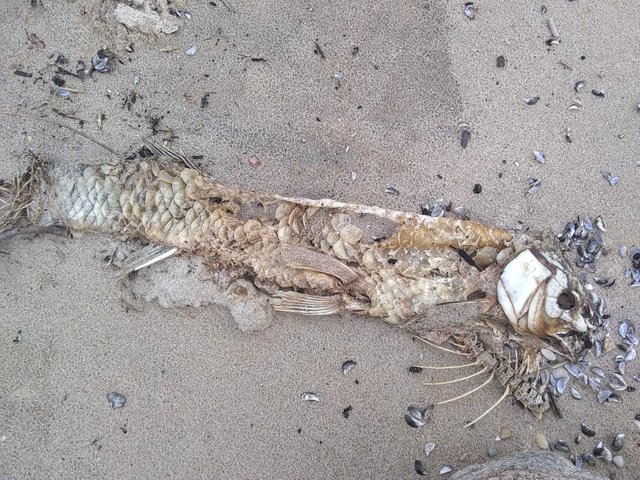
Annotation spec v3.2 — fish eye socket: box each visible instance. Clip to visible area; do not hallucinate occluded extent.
[557,290,576,310]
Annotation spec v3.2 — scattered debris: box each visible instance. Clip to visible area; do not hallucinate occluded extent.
[496,55,506,68]
[525,178,542,196]
[463,2,476,19]
[106,392,126,409]
[533,150,546,164]
[384,187,400,196]
[186,45,198,56]
[404,405,433,429]
[472,183,482,194]
[424,442,435,456]
[602,171,619,186]
[26,31,45,49]
[564,128,573,143]
[341,360,357,375]
[524,96,540,105]
[13,70,32,78]
[591,89,606,98]
[580,423,596,437]
[547,18,560,43]
[247,155,262,168]
[12,330,22,343]
[574,80,586,93]
[301,392,319,402]
[341,405,352,418]
[439,465,453,475]
[313,41,325,59]
[414,460,427,476]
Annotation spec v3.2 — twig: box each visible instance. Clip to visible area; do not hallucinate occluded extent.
[0,111,119,156]
[0,225,69,243]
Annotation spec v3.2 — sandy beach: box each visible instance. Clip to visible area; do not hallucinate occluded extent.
[1,0,639,478]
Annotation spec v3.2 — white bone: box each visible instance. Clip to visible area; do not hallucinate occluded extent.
[499,249,552,319]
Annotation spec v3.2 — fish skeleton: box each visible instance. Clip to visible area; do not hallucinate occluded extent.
[0,145,596,426]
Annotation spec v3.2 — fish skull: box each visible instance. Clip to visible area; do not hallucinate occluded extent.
[497,248,592,340]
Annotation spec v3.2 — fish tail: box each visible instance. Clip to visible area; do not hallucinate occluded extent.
[0,155,46,232]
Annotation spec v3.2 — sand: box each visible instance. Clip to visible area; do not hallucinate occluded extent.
[1,0,638,478]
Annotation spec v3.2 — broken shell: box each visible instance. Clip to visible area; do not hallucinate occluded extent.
[574,80,586,93]
[439,465,453,475]
[564,128,573,143]
[580,423,596,437]
[424,442,436,456]
[405,414,425,428]
[592,89,606,98]
[608,373,628,391]
[185,45,198,56]
[384,187,400,196]
[524,96,540,105]
[594,215,607,232]
[570,387,582,399]
[415,460,427,476]
[463,2,475,19]
[619,321,629,338]
[597,389,612,403]
[525,178,542,196]
[341,360,357,375]
[106,392,126,409]
[553,440,570,453]
[602,171,619,186]
[301,392,320,402]
[612,433,624,451]
[533,150,546,164]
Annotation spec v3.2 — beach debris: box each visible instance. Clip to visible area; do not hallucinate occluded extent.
[313,41,325,59]
[247,155,262,168]
[593,442,613,462]
[439,465,453,475]
[351,45,359,56]
[574,454,583,470]
[92,49,113,73]
[341,360,357,375]
[564,128,573,143]
[547,18,560,43]
[602,171,619,186]
[574,80,586,93]
[12,330,22,343]
[525,178,542,196]
[463,2,475,19]
[496,55,506,68]
[613,455,624,468]
[612,433,624,451]
[114,2,180,35]
[568,100,583,111]
[186,45,198,56]
[553,440,570,453]
[580,423,596,437]
[13,70,32,78]
[472,183,482,194]
[571,387,581,399]
[106,392,126,409]
[404,404,433,429]
[533,150,546,164]
[409,365,424,373]
[591,89,606,98]
[301,392,320,402]
[597,389,611,403]
[414,460,427,476]
[341,405,352,418]
[26,31,45,49]
[534,433,549,450]
[524,96,540,105]
[424,442,436,456]
[499,426,512,440]
[384,187,400,196]
[458,122,471,148]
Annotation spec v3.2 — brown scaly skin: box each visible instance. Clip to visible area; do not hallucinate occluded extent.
[1,156,594,419]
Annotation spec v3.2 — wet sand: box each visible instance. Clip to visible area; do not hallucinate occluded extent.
[1,1,639,478]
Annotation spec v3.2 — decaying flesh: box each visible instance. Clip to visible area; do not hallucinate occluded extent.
[0,151,596,425]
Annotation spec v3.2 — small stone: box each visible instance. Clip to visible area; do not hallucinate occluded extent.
[613,455,624,468]
[473,183,482,194]
[499,426,512,440]
[496,55,506,68]
[534,433,549,450]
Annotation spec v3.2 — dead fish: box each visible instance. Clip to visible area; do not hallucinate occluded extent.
[463,2,475,19]
[301,392,320,402]
[0,141,599,426]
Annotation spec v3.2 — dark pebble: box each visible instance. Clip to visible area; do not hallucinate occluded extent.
[414,460,427,476]
[473,184,482,194]
[409,366,424,374]
[580,423,596,437]
[496,55,506,68]
[342,405,352,419]
[461,129,471,148]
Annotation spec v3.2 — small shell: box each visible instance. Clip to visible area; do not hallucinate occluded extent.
[405,414,425,428]
[533,150,546,164]
[524,96,540,105]
[597,389,611,403]
[612,433,624,451]
[415,460,427,476]
[463,2,475,19]
[619,321,629,338]
[608,373,628,391]
[439,465,453,475]
[424,442,436,456]
[581,423,596,437]
[341,360,357,375]
[541,348,556,361]
[592,88,605,98]
[574,80,586,93]
[525,178,542,196]
[571,387,582,399]
[384,187,400,196]
[301,392,320,402]
[185,45,198,56]
[106,392,126,409]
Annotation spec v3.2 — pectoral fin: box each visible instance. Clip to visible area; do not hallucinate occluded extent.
[281,244,357,284]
